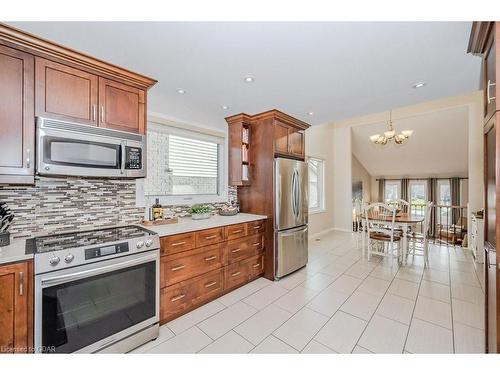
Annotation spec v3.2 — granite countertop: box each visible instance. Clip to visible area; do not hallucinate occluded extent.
[141,213,267,237]
[0,239,31,265]
[0,213,268,266]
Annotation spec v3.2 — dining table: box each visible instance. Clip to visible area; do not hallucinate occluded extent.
[361,212,425,266]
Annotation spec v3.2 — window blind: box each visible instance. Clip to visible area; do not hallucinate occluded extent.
[168,135,219,178]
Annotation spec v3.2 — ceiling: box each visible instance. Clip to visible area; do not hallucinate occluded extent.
[351,106,469,178]
[8,22,481,130]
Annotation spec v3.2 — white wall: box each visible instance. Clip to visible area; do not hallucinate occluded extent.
[351,154,372,202]
[305,123,335,236]
[332,126,353,231]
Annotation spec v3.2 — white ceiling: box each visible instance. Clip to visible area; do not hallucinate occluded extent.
[351,106,469,178]
[8,22,481,130]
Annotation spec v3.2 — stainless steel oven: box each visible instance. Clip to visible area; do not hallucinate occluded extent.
[36,117,145,178]
[31,225,160,353]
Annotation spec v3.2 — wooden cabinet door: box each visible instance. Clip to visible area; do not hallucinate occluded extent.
[0,45,34,183]
[484,23,498,124]
[274,121,290,155]
[288,128,305,159]
[35,57,98,126]
[0,262,29,353]
[98,77,145,134]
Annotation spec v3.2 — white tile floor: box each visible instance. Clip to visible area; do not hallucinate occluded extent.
[131,230,485,354]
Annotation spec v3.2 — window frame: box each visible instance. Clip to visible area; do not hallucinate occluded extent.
[384,180,401,203]
[145,122,227,205]
[437,179,451,206]
[308,157,326,214]
[408,179,428,217]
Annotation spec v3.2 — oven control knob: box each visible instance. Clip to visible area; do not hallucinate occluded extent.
[49,256,60,266]
[64,254,75,263]
[136,241,145,249]
[145,239,153,247]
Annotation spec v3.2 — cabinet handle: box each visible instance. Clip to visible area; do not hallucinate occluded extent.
[26,149,30,169]
[232,229,243,234]
[171,265,186,271]
[171,241,186,247]
[92,104,97,121]
[170,294,186,302]
[19,272,23,296]
[487,80,496,104]
[252,263,261,268]
[252,242,261,247]
[231,248,241,253]
[205,281,217,288]
[253,225,261,229]
[205,235,217,240]
[231,271,241,277]
[101,106,105,123]
[205,256,217,261]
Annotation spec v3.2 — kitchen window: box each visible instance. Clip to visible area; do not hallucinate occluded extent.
[144,122,226,205]
[308,157,325,213]
[384,180,401,203]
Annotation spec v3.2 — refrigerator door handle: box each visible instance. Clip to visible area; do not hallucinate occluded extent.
[290,169,297,217]
[294,169,300,218]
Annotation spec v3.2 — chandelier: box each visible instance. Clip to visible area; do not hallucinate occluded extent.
[369,111,414,146]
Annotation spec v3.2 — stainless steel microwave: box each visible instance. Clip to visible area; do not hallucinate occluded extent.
[36,117,145,178]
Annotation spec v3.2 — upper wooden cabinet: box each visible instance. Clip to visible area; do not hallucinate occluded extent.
[0,45,34,184]
[226,114,252,186]
[99,77,146,134]
[468,22,500,124]
[0,261,32,354]
[273,120,306,160]
[35,57,98,126]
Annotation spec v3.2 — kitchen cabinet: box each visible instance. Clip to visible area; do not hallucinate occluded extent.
[274,120,306,160]
[35,58,98,126]
[0,45,34,184]
[274,121,290,155]
[288,127,305,158]
[159,219,266,323]
[469,22,500,353]
[98,77,145,134]
[226,114,251,186]
[0,261,32,354]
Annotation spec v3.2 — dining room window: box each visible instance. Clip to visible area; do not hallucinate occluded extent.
[308,157,325,213]
[384,180,401,203]
[409,180,427,217]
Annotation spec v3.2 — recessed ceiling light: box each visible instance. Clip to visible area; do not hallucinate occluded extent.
[243,76,255,83]
[307,111,314,116]
[176,88,186,94]
[221,105,229,110]
[412,82,426,89]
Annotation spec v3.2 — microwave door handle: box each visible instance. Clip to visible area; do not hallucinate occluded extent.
[120,142,126,175]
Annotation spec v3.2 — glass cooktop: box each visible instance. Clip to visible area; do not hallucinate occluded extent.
[26,225,155,254]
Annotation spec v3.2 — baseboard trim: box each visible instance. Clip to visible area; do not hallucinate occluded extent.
[332,227,353,233]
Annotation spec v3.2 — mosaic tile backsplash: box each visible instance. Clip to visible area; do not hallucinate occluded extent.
[0,177,144,239]
[0,177,239,240]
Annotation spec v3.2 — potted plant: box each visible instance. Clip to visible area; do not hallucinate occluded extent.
[190,205,212,220]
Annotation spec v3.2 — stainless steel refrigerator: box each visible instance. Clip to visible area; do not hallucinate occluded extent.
[274,157,309,279]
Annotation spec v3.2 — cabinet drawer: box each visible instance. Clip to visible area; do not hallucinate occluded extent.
[246,220,265,236]
[224,262,249,290]
[224,254,265,290]
[225,223,247,241]
[245,254,265,278]
[195,227,225,247]
[161,244,223,287]
[225,234,264,263]
[160,232,196,256]
[160,269,223,322]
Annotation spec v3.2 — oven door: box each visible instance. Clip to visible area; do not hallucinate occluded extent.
[35,250,159,353]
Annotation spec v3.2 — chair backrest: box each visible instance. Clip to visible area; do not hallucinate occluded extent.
[394,199,410,213]
[423,201,433,237]
[364,202,397,240]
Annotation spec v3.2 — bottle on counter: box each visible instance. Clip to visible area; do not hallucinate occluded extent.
[152,198,163,220]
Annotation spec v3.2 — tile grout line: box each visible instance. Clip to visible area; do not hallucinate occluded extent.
[448,245,456,353]
[401,263,424,353]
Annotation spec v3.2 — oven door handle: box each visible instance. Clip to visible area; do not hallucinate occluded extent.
[40,252,158,287]
[120,141,126,175]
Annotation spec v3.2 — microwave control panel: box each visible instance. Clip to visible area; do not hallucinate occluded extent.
[125,146,142,169]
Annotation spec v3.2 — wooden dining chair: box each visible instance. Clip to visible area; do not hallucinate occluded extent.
[408,201,433,267]
[364,202,402,268]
